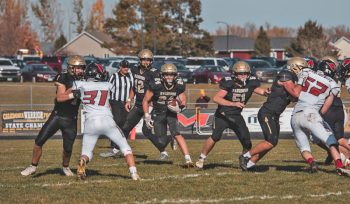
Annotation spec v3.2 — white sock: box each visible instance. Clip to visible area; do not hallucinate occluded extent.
[185,154,191,161]
[112,148,120,154]
[243,151,251,158]
[161,151,168,155]
[129,166,137,174]
[199,153,206,161]
[247,160,255,168]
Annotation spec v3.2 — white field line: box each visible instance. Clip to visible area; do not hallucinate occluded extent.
[132,191,350,203]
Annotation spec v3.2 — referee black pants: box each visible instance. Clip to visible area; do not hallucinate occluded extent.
[110,100,129,148]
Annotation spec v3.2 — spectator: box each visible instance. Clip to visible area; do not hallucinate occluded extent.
[195,89,210,109]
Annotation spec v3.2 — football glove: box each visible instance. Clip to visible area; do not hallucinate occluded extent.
[144,113,154,129]
[167,103,186,113]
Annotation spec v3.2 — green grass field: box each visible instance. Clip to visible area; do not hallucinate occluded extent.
[1,139,350,203]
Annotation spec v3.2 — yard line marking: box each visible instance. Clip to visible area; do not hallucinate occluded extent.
[142,171,242,181]
[132,191,350,203]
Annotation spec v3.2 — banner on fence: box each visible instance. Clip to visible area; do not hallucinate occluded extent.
[1,110,51,133]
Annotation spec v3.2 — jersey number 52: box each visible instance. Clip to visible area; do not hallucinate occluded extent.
[302,77,328,96]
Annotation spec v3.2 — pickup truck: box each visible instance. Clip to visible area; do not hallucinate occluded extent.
[0,58,21,82]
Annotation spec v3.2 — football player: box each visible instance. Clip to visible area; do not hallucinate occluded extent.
[142,63,193,167]
[239,58,299,170]
[73,63,140,180]
[121,49,172,160]
[316,56,350,166]
[195,61,270,169]
[21,55,85,177]
[281,57,350,176]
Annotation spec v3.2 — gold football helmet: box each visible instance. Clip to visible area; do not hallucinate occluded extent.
[232,61,251,74]
[161,63,177,86]
[287,57,308,75]
[67,55,86,78]
[67,55,86,66]
[138,49,153,60]
[161,63,177,74]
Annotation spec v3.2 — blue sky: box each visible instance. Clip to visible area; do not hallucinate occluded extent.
[31,0,350,40]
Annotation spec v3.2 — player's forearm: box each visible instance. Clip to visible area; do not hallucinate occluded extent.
[320,94,334,115]
[128,89,135,101]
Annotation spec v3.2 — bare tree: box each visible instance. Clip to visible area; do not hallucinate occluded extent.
[72,0,84,34]
[31,0,62,42]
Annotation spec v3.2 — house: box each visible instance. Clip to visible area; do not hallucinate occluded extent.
[55,30,116,58]
[331,36,350,59]
[213,35,293,60]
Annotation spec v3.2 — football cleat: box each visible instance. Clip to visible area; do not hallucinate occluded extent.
[131,173,141,181]
[77,159,87,180]
[99,149,121,158]
[21,165,37,176]
[309,161,318,173]
[195,160,204,169]
[62,167,74,176]
[185,159,195,168]
[239,155,249,171]
[159,152,169,161]
[336,168,350,177]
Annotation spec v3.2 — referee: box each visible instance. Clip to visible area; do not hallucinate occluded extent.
[100,60,134,158]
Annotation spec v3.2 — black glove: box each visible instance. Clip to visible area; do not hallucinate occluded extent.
[72,90,81,99]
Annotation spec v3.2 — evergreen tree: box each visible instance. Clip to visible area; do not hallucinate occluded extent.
[54,33,67,51]
[254,26,270,56]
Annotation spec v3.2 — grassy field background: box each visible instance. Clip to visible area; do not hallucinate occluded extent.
[1,139,350,203]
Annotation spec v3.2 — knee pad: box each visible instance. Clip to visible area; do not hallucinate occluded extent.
[326,135,338,147]
[123,150,133,156]
[211,133,222,142]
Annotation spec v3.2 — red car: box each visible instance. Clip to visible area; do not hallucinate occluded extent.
[192,65,231,84]
[41,56,63,73]
[21,64,57,82]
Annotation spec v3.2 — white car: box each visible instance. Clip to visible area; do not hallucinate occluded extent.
[185,57,229,72]
[0,58,21,82]
[106,59,138,76]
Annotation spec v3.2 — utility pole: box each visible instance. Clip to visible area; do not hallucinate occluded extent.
[140,0,144,50]
[217,21,230,56]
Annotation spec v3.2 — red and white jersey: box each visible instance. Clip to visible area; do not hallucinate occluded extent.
[293,69,340,113]
[73,81,113,118]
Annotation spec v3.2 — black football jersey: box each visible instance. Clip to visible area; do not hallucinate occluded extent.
[53,72,81,118]
[149,77,186,111]
[217,76,260,115]
[131,66,159,107]
[262,70,296,115]
[331,79,343,107]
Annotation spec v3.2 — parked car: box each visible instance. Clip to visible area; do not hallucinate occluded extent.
[152,60,193,83]
[192,65,231,84]
[186,57,229,72]
[251,56,277,67]
[0,58,21,81]
[41,56,63,73]
[223,57,240,69]
[105,59,138,76]
[21,64,57,82]
[244,59,279,83]
[22,56,41,64]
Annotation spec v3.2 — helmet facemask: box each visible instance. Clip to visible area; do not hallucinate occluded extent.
[234,71,250,86]
[139,58,153,70]
[69,65,85,79]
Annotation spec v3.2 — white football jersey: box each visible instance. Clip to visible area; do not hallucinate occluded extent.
[293,69,340,113]
[73,81,113,118]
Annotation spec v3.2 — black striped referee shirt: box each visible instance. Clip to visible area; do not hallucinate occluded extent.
[109,71,134,102]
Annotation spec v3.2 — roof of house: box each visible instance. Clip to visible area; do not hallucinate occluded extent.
[55,30,114,54]
[213,35,293,51]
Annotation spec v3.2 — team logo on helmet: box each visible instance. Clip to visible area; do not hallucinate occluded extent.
[287,57,308,75]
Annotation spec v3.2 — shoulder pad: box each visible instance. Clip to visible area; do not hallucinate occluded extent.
[176,78,184,85]
[150,68,157,72]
